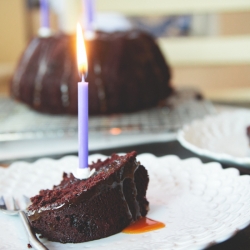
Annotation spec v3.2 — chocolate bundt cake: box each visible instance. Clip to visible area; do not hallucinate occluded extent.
[10,30,172,115]
[27,151,149,243]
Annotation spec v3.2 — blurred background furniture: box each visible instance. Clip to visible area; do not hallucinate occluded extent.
[0,0,26,94]
[1,0,250,104]
[96,0,250,104]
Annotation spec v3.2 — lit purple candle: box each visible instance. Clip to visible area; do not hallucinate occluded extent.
[40,0,50,28]
[78,75,88,171]
[74,23,93,179]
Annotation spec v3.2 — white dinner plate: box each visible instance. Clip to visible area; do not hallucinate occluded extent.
[178,110,250,166]
[1,154,250,250]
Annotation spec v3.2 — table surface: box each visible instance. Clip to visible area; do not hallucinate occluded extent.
[1,140,250,250]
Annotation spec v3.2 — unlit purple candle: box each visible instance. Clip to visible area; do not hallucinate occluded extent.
[84,0,95,31]
[40,0,50,28]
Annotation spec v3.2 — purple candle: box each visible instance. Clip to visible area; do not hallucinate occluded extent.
[78,76,88,170]
[40,0,50,28]
[83,0,95,32]
[74,23,93,179]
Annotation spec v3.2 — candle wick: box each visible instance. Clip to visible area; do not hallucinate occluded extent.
[82,74,85,82]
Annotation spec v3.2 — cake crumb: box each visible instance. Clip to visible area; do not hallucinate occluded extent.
[27,243,32,248]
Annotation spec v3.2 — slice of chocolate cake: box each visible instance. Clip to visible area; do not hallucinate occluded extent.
[27,151,149,243]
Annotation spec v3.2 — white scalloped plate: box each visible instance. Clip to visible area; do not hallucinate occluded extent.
[1,154,250,250]
[178,110,250,166]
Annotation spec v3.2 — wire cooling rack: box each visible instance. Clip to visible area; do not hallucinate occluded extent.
[0,89,216,142]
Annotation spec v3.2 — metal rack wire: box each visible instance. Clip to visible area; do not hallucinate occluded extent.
[0,89,216,142]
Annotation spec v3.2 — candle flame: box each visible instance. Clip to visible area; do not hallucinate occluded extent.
[77,23,88,75]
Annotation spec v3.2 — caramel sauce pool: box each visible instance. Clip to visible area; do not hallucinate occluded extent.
[122,217,165,234]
